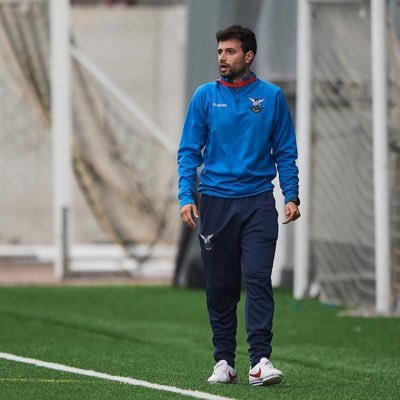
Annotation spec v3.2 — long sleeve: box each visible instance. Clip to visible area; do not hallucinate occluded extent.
[272,89,299,203]
[177,88,208,208]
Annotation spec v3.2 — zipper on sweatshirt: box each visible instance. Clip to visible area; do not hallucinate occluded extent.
[233,88,240,112]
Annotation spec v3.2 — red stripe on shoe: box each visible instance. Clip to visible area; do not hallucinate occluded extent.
[249,368,262,378]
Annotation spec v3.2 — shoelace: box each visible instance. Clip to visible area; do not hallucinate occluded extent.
[261,360,274,368]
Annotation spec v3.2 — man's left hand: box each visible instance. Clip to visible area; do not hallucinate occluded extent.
[283,202,300,224]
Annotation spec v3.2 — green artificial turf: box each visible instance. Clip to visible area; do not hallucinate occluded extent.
[0,286,399,400]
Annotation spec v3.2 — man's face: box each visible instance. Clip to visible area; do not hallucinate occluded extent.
[217,39,253,80]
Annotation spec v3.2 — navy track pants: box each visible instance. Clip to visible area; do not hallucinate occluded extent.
[199,191,278,368]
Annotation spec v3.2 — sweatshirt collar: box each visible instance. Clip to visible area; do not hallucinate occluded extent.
[216,71,257,88]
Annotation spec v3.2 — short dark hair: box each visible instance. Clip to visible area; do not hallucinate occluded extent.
[215,24,257,56]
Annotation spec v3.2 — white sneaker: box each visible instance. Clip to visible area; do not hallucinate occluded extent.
[248,357,283,386]
[207,360,238,384]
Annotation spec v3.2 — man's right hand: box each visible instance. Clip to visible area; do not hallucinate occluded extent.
[180,204,199,230]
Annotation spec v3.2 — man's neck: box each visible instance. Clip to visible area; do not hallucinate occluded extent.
[232,68,251,83]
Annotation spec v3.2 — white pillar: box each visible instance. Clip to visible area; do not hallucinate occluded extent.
[50,0,72,279]
[272,179,288,287]
[371,0,391,313]
[294,0,312,299]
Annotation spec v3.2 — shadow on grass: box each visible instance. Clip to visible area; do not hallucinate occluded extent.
[0,309,148,345]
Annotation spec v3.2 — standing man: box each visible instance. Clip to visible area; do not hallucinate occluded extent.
[177,25,300,386]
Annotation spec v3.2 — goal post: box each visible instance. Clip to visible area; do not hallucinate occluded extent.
[294,0,312,300]
[371,0,390,313]
[50,0,72,279]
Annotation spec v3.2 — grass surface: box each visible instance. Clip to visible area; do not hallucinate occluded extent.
[0,286,399,400]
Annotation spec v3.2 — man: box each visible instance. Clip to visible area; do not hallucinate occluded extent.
[177,24,300,386]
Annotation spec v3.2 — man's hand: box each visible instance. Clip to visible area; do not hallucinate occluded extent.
[180,204,199,230]
[283,201,300,224]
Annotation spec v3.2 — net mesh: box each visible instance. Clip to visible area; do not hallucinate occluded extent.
[71,53,177,251]
[0,0,53,244]
[0,0,177,261]
[311,0,400,308]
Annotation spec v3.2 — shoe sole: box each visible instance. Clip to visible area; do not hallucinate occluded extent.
[208,377,238,384]
[249,374,282,386]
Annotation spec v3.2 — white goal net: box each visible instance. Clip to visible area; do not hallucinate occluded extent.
[0,0,179,272]
[309,0,400,309]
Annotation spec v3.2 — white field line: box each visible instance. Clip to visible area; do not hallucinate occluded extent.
[0,352,237,400]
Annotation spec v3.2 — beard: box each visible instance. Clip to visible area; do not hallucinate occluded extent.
[219,63,247,80]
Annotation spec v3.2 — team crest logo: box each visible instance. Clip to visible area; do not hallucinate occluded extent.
[249,97,264,113]
[200,234,214,252]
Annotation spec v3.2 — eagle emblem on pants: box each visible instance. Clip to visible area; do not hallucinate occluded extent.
[200,234,214,251]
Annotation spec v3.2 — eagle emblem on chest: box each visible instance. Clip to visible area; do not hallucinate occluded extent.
[249,97,264,113]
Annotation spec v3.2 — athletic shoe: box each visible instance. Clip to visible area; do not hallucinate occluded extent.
[248,357,283,386]
[207,360,238,384]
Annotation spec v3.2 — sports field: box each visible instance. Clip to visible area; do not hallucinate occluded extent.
[0,286,399,400]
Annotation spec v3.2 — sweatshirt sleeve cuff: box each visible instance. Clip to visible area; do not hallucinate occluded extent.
[284,192,299,205]
[179,198,195,208]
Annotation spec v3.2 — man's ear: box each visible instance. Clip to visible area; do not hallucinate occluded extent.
[245,51,254,64]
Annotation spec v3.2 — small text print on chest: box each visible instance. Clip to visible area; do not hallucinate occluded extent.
[212,103,228,107]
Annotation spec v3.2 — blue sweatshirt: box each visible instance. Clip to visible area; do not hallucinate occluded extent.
[177,72,299,208]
